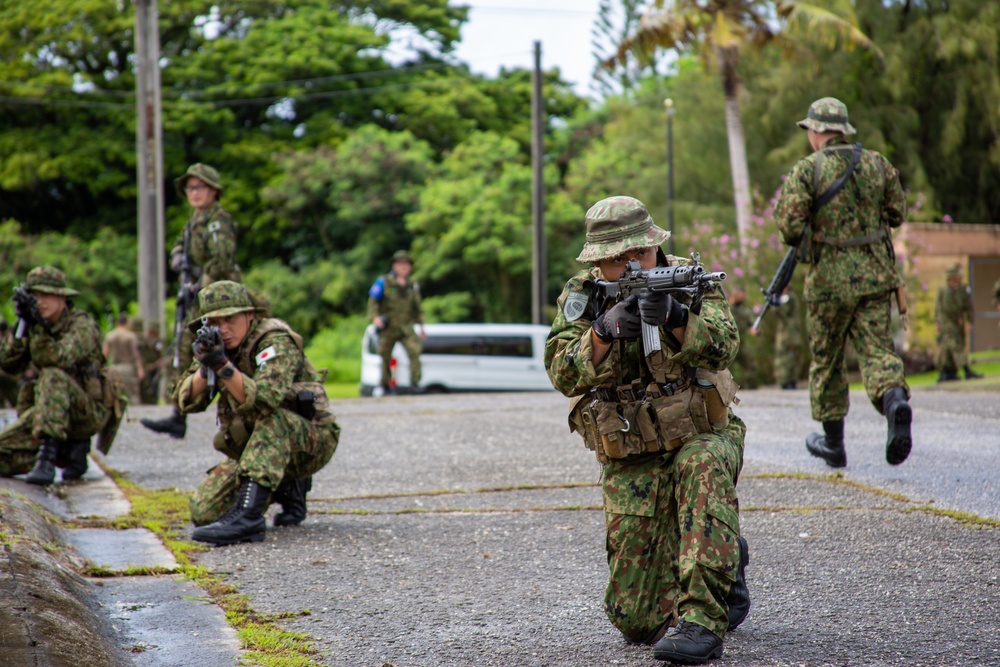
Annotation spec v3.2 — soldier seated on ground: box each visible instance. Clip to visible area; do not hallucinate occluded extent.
[0,267,125,484]
[176,281,340,546]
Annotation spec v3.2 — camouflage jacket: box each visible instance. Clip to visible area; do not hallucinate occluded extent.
[545,262,739,397]
[774,136,906,301]
[935,283,974,335]
[170,202,240,287]
[730,301,754,336]
[367,273,423,332]
[0,307,105,381]
[774,291,803,348]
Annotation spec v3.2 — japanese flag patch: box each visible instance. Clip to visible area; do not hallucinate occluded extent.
[255,346,278,366]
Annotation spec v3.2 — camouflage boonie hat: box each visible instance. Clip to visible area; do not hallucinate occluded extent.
[576,196,670,263]
[391,250,413,264]
[945,263,962,278]
[174,163,223,197]
[25,266,79,296]
[188,280,258,331]
[797,97,857,136]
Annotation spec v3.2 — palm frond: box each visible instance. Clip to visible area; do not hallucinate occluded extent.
[778,1,884,60]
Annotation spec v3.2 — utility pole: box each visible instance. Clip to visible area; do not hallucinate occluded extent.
[664,98,675,256]
[135,0,166,335]
[530,41,546,325]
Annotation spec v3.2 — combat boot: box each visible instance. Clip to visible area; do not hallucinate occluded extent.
[60,439,92,481]
[780,381,796,390]
[936,368,959,383]
[191,478,269,546]
[273,476,312,527]
[963,365,983,380]
[25,438,60,485]
[882,387,912,466]
[725,536,751,631]
[140,406,187,438]
[653,620,723,664]
[805,420,846,468]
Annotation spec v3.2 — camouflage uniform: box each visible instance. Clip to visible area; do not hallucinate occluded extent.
[934,265,974,372]
[728,297,758,389]
[367,250,424,388]
[773,291,804,387]
[545,197,746,655]
[104,324,142,404]
[137,320,165,405]
[774,98,909,422]
[0,323,18,408]
[176,281,340,526]
[0,267,109,477]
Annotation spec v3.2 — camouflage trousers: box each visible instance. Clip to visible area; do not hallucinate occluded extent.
[377,326,421,386]
[936,328,967,370]
[0,368,107,476]
[731,344,758,389]
[806,291,908,422]
[190,407,340,525]
[773,343,802,385]
[113,363,141,405]
[602,414,746,642]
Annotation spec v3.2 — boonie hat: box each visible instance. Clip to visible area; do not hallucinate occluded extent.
[188,280,259,332]
[797,97,857,136]
[945,263,962,278]
[174,163,223,197]
[25,266,79,296]
[391,250,413,264]
[575,196,670,263]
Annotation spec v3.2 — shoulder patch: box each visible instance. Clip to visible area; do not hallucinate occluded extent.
[563,291,589,322]
[255,346,278,366]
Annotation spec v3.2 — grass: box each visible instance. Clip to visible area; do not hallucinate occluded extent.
[324,382,360,399]
[849,348,1000,390]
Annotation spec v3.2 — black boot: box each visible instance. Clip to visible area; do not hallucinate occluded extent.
[25,438,60,485]
[653,620,723,664]
[60,439,91,480]
[882,387,912,466]
[273,476,312,527]
[140,406,187,438]
[936,368,959,383]
[805,420,846,468]
[725,536,751,631]
[964,365,983,380]
[780,381,797,390]
[191,478,270,546]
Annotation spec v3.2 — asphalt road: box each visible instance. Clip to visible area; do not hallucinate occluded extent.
[104,386,1000,666]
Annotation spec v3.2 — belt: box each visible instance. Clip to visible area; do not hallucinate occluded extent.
[593,378,690,402]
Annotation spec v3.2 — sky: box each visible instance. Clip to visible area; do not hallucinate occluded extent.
[450,1,604,98]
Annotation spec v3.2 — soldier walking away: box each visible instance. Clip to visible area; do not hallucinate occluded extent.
[773,288,804,390]
[137,318,165,404]
[934,263,982,382]
[727,285,759,389]
[142,163,240,438]
[103,312,145,404]
[546,197,750,664]
[177,281,340,546]
[367,250,426,395]
[0,267,125,484]
[774,97,912,469]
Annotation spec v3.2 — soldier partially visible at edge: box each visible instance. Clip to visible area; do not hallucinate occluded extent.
[726,285,758,389]
[176,281,340,546]
[138,318,166,404]
[142,163,240,438]
[545,197,749,664]
[772,288,804,390]
[0,321,18,408]
[103,312,145,404]
[934,263,982,382]
[0,267,125,484]
[367,250,426,395]
[773,97,912,469]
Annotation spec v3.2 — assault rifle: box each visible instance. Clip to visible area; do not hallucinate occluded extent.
[172,223,194,369]
[751,247,797,332]
[194,320,221,398]
[12,285,52,339]
[595,252,727,354]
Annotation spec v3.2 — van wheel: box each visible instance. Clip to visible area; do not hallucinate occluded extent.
[423,385,447,395]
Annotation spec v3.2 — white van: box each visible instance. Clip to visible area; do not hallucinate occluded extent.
[359,323,556,396]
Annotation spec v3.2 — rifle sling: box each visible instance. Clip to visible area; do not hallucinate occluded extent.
[811,142,862,214]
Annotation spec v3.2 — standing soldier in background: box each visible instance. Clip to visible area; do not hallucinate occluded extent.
[367,250,426,395]
[934,263,982,382]
[0,267,123,484]
[142,163,240,438]
[138,319,165,405]
[726,285,758,389]
[774,97,912,469]
[0,321,18,408]
[772,288,803,390]
[103,313,144,404]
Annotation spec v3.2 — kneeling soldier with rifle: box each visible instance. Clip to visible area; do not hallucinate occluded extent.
[546,196,749,664]
[177,281,340,546]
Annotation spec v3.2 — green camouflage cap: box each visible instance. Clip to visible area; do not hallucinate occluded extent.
[391,250,413,264]
[174,163,223,197]
[25,266,79,296]
[797,97,856,135]
[188,280,258,331]
[945,263,962,278]
[575,196,670,263]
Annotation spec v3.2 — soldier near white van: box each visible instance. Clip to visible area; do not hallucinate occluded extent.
[367,250,426,395]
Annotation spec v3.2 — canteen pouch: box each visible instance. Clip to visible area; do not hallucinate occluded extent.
[691,369,739,432]
[647,383,697,451]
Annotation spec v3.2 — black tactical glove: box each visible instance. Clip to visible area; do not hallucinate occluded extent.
[192,325,228,372]
[592,294,641,343]
[12,287,36,325]
[638,292,689,329]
